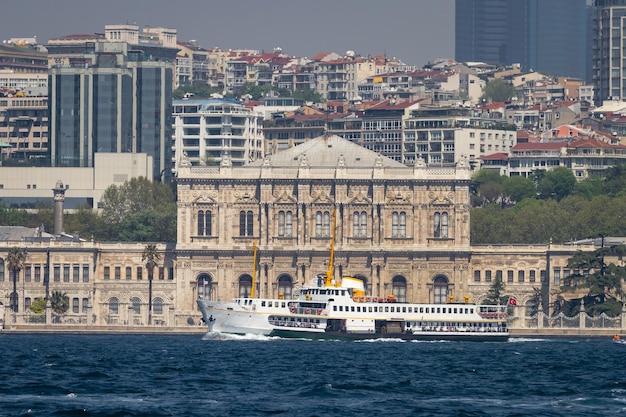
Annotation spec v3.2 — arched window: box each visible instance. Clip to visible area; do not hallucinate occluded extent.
[10,292,18,312]
[239,275,253,298]
[353,211,367,237]
[153,297,164,315]
[316,210,331,237]
[131,297,141,314]
[239,210,254,236]
[197,210,212,236]
[109,297,119,315]
[433,275,449,304]
[392,276,407,302]
[278,211,293,237]
[197,274,213,300]
[434,212,449,238]
[392,211,406,237]
[277,275,293,299]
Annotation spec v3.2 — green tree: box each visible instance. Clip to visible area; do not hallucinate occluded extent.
[142,244,161,325]
[480,78,516,103]
[483,276,509,305]
[0,204,31,226]
[602,163,626,197]
[64,203,104,240]
[565,244,626,316]
[49,290,69,322]
[28,297,47,315]
[503,176,536,204]
[292,88,325,103]
[173,83,220,99]
[6,247,26,321]
[537,166,576,201]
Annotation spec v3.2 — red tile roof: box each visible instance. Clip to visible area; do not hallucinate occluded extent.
[480,152,508,161]
[512,141,568,151]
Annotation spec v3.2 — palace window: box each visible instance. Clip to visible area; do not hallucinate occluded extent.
[83,265,89,282]
[82,298,89,313]
[109,297,119,315]
[353,211,367,237]
[434,212,448,238]
[239,210,254,236]
[392,211,406,238]
[315,211,331,237]
[73,298,79,313]
[392,276,407,302]
[153,298,164,314]
[197,210,212,236]
[126,266,132,280]
[433,275,449,304]
[277,275,293,299]
[131,297,141,314]
[239,275,253,298]
[278,210,293,237]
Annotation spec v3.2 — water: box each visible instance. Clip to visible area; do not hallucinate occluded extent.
[0,334,625,417]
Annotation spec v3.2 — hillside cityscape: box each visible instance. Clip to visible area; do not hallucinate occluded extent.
[0,0,626,335]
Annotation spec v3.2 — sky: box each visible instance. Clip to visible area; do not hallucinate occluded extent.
[1,0,454,67]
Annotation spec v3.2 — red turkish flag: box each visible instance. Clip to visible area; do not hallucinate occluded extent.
[508,297,517,306]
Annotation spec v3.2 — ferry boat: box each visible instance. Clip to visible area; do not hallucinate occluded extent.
[198,213,510,341]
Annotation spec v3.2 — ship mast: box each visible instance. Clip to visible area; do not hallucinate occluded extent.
[251,240,257,298]
[325,209,336,287]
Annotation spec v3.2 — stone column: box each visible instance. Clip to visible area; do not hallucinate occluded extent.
[52,180,66,235]
[579,299,586,331]
[621,303,626,331]
[537,303,544,329]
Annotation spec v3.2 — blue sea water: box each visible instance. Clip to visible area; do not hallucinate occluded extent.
[0,334,625,417]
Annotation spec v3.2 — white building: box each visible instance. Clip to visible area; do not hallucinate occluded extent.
[172,98,264,170]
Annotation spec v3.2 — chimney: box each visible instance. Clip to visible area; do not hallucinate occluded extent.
[52,180,66,235]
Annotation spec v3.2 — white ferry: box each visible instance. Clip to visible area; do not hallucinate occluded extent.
[198,273,509,341]
[198,212,509,341]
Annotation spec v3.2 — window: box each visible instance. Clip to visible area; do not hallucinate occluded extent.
[126,266,132,280]
[392,276,407,302]
[109,297,119,315]
[115,266,121,280]
[24,265,31,282]
[496,270,503,282]
[485,270,492,283]
[131,297,141,314]
[434,212,448,238]
[63,265,70,282]
[277,275,293,299]
[239,210,254,236]
[507,270,514,283]
[73,298,79,313]
[159,267,165,280]
[153,297,164,314]
[474,270,481,282]
[137,267,143,280]
[278,210,293,237]
[553,268,561,286]
[34,265,41,282]
[353,211,367,237]
[73,265,80,282]
[316,211,331,237]
[104,266,110,280]
[82,298,89,313]
[518,270,525,283]
[433,276,448,304]
[54,265,60,282]
[239,275,253,297]
[392,211,406,237]
[0,259,3,282]
[529,270,536,283]
[83,265,89,282]
[197,210,212,236]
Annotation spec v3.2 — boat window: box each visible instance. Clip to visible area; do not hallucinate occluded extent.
[262,301,266,307]
[356,306,361,312]
[403,307,407,313]
[351,306,355,312]
[281,302,286,308]
[369,307,373,312]
[320,290,326,294]
[390,307,395,313]
[454,308,457,314]
[339,306,343,311]
[333,306,337,311]
[385,306,389,312]
[408,307,412,313]
[268,301,273,307]
[437,308,440,314]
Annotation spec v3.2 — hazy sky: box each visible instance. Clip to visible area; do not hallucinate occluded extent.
[2,0,454,67]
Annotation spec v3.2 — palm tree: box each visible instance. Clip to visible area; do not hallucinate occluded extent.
[49,290,69,323]
[142,244,161,326]
[6,247,26,323]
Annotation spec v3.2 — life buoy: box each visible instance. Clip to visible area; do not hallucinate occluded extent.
[317,309,323,315]
[305,308,311,314]
[289,307,296,313]
[366,297,371,302]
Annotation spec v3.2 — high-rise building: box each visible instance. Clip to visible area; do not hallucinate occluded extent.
[592,0,626,104]
[455,0,589,82]
[47,24,178,181]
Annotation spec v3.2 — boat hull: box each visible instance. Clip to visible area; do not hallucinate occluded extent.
[270,328,509,342]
